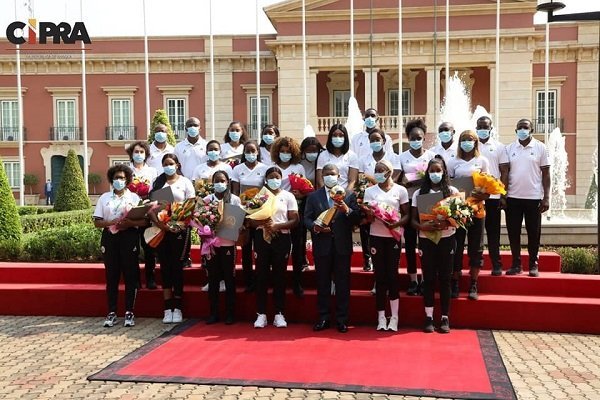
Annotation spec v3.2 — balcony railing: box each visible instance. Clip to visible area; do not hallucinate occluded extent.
[50,126,82,141]
[105,126,137,141]
[533,118,563,134]
[316,115,426,135]
[0,126,26,141]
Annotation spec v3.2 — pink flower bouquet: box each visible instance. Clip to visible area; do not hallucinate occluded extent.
[364,201,403,241]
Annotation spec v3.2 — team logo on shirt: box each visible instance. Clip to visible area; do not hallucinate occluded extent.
[370,247,377,255]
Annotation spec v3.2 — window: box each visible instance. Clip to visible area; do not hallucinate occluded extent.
[109,99,134,140]
[333,90,351,117]
[2,160,20,188]
[388,89,411,116]
[109,157,130,166]
[55,99,78,140]
[535,90,557,132]
[0,100,18,141]
[249,96,270,138]
[167,98,186,139]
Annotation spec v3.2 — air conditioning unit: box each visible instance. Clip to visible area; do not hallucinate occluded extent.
[63,135,69,141]
[7,135,14,141]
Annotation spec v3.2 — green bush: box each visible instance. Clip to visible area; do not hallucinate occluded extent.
[0,238,23,260]
[584,175,597,209]
[20,209,93,234]
[557,247,599,274]
[23,223,102,261]
[148,109,177,146]
[53,149,91,212]
[23,173,39,195]
[0,159,22,242]
[17,206,40,215]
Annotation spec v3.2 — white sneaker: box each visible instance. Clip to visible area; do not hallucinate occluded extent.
[172,308,183,323]
[162,309,173,324]
[387,316,399,332]
[273,313,288,328]
[371,283,376,295]
[123,312,135,327]
[103,312,117,327]
[376,315,387,331]
[330,281,336,295]
[254,313,267,328]
[219,280,226,292]
[201,283,209,292]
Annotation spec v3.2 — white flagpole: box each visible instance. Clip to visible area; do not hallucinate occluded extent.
[495,0,500,139]
[445,0,450,83]
[80,0,88,193]
[350,0,354,97]
[544,21,550,144]
[209,0,215,140]
[16,0,24,206]
[256,0,261,138]
[302,0,307,129]
[143,0,150,139]
[398,0,403,140]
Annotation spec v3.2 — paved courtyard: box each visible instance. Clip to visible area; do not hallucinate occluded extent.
[0,316,598,400]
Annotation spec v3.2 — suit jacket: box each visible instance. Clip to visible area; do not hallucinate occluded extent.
[304,187,360,257]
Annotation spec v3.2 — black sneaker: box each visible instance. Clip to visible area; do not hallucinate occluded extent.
[529,264,540,277]
[407,281,419,296]
[103,312,117,327]
[124,311,135,327]
[363,258,373,272]
[439,316,450,333]
[423,317,434,333]
[183,258,193,268]
[205,315,219,325]
[491,265,503,276]
[224,315,235,325]
[506,265,522,275]
[468,282,479,300]
[451,279,459,299]
[146,273,157,290]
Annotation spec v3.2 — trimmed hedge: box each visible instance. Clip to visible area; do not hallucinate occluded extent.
[0,238,23,260]
[17,206,53,215]
[0,160,22,242]
[20,208,93,234]
[557,247,599,275]
[23,223,102,261]
[53,149,91,212]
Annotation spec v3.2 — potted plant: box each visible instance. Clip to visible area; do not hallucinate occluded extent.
[23,173,40,205]
[87,172,103,205]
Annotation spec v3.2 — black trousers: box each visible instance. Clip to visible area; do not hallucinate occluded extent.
[291,200,307,284]
[420,235,455,316]
[484,199,503,268]
[241,227,256,288]
[254,231,291,314]
[403,200,418,274]
[359,224,371,262]
[156,228,191,299]
[506,197,542,267]
[101,228,139,313]
[453,217,484,272]
[140,226,156,275]
[314,247,351,324]
[370,235,401,311]
[205,245,236,317]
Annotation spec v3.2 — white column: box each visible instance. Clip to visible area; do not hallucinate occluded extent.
[488,64,496,120]
[309,68,319,128]
[425,66,440,130]
[363,68,379,111]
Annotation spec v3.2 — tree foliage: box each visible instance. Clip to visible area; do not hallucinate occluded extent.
[53,150,91,212]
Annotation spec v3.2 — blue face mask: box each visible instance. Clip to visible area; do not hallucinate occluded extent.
[163,165,177,176]
[305,152,318,162]
[187,126,200,138]
[213,182,228,193]
[374,172,387,184]
[438,130,453,144]
[516,129,530,141]
[207,150,220,162]
[460,140,475,152]
[112,179,126,191]
[365,117,377,129]
[229,131,241,142]
[267,178,282,190]
[155,131,167,143]
[323,175,338,188]
[132,153,145,164]
[279,153,292,163]
[429,172,443,184]
[244,153,257,163]
[409,140,423,150]
[331,137,345,148]
[476,129,490,140]
[370,141,383,152]
[262,134,275,145]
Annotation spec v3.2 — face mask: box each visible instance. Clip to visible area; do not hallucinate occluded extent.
[516,129,530,141]
[229,131,241,142]
[370,141,383,152]
[213,182,228,193]
[438,130,453,144]
[365,117,377,129]
[132,153,145,164]
[279,153,292,163]
[267,178,282,190]
[262,134,275,145]
[374,172,388,184]
[305,152,318,162]
[460,140,475,152]
[323,175,338,188]
[155,131,167,143]
[207,150,220,162]
[429,172,443,184]
[163,165,177,176]
[187,126,200,138]
[476,129,490,140]
[112,179,126,191]
[409,140,423,150]
[244,153,257,163]
[331,137,345,148]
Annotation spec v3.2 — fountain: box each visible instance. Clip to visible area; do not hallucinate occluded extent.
[346,96,364,140]
[547,127,569,219]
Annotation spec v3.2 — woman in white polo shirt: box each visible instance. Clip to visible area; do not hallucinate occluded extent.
[315,123,359,191]
[220,121,248,160]
[191,140,233,182]
[259,124,280,165]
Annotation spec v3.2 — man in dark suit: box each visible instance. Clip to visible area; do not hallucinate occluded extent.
[304,164,361,333]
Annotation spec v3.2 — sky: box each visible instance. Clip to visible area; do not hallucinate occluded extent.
[0,0,597,38]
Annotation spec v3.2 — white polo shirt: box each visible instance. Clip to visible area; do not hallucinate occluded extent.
[350,130,395,160]
[398,150,436,181]
[93,190,141,222]
[363,183,409,238]
[130,163,158,184]
[276,163,306,191]
[148,142,174,171]
[300,158,317,184]
[174,138,207,179]
[358,152,401,176]
[316,150,360,190]
[479,139,508,199]
[220,142,244,159]
[270,190,299,234]
[260,146,273,165]
[448,156,489,178]
[429,142,458,164]
[505,137,550,200]
[191,162,233,181]
[160,176,196,203]
[231,162,269,188]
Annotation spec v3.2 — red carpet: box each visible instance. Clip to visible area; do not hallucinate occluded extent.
[89,321,515,399]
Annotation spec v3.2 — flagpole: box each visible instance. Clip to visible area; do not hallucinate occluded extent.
[143,0,150,138]
[80,0,88,193]
[445,0,450,83]
[398,0,403,140]
[16,0,24,206]
[256,0,261,138]
[350,0,354,97]
[302,0,307,129]
[495,0,500,139]
[209,0,215,140]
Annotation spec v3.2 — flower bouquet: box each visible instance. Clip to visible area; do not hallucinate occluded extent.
[240,187,260,205]
[146,198,197,247]
[403,163,428,183]
[468,171,507,218]
[353,173,371,204]
[194,179,214,198]
[419,194,474,244]
[315,185,346,228]
[289,173,315,195]
[224,158,240,169]
[127,176,151,198]
[191,198,222,256]
[363,201,403,241]
[243,187,277,243]
[107,201,135,234]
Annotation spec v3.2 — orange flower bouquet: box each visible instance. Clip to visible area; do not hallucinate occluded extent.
[243,187,277,243]
[469,171,507,218]
[419,194,474,244]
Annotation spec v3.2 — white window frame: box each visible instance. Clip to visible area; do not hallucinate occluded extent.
[333,90,351,118]
[158,85,193,141]
[2,159,20,189]
[534,89,558,133]
[241,83,277,140]
[387,89,412,117]
[108,156,131,167]
[166,97,187,139]
[249,95,271,138]
[0,99,19,141]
